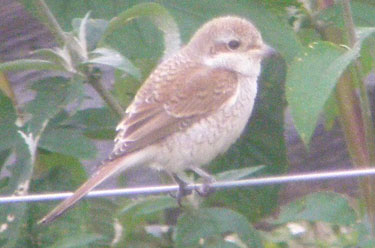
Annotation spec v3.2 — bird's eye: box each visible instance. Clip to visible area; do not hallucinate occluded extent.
[227,40,241,50]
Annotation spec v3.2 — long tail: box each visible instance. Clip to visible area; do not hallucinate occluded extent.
[38,155,130,225]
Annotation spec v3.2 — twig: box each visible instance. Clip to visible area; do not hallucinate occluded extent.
[342,0,375,235]
[33,0,68,46]
[87,69,125,117]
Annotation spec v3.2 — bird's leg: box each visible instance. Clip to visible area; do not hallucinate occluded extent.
[170,173,193,206]
[191,167,216,197]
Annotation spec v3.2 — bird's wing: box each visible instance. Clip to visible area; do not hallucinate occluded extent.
[111,63,238,158]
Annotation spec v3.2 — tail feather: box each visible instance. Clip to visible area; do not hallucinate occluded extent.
[38,155,129,225]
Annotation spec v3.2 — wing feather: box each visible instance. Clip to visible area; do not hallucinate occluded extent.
[111,60,238,159]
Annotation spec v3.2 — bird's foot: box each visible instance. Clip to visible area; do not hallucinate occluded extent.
[190,167,216,197]
[195,176,216,197]
[170,174,192,206]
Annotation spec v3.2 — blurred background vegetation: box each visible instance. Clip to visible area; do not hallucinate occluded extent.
[0,0,375,247]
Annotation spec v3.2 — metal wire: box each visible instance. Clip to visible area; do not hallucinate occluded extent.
[1,167,375,204]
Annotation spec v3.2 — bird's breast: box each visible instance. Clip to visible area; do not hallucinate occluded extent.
[152,76,258,173]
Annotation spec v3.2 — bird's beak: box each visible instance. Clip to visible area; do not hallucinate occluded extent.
[261,44,277,58]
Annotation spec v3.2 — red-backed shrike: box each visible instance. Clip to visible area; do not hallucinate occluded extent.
[39,16,274,224]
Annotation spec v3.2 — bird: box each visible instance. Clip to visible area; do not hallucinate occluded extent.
[38,15,275,225]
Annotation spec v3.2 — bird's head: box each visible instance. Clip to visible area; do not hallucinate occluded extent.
[186,16,274,77]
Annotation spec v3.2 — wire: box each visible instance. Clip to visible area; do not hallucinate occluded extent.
[1,167,375,204]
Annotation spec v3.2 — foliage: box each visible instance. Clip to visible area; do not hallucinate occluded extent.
[0,0,374,247]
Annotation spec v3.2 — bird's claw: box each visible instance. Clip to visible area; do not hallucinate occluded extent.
[195,177,216,197]
[171,174,193,206]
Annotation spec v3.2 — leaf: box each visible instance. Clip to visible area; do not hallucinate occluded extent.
[31,47,75,73]
[286,42,344,145]
[101,2,180,60]
[357,27,375,42]
[175,208,262,248]
[86,48,141,80]
[67,107,118,139]
[287,27,375,145]
[275,192,356,226]
[0,149,10,176]
[0,92,17,151]
[214,166,264,181]
[39,128,97,159]
[0,71,14,100]
[0,59,63,72]
[37,153,88,186]
[72,17,109,51]
[355,222,375,248]
[317,1,375,27]
[77,12,91,58]
[25,76,84,133]
[49,233,103,248]
[120,196,178,217]
[204,239,241,248]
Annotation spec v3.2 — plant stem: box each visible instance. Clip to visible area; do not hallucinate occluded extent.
[87,69,125,117]
[342,0,375,234]
[33,0,67,46]
[342,0,375,164]
[335,73,368,166]
[33,0,81,62]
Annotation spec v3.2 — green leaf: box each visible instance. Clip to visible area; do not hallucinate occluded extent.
[113,69,145,107]
[286,42,344,145]
[39,128,97,159]
[318,1,375,27]
[77,12,91,58]
[101,2,180,59]
[0,92,17,151]
[0,149,10,179]
[355,222,375,248]
[0,71,14,100]
[120,196,178,217]
[31,47,75,73]
[214,166,264,181]
[67,107,118,139]
[204,239,241,248]
[275,192,356,226]
[72,17,109,51]
[175,208,262,248]
[25,76,84,133]
[357,27,375,42]
[86,48,141,80]
[37,152,88,187]
[48,233,103,248]
[0,59,63,72]
[287,27,375,145]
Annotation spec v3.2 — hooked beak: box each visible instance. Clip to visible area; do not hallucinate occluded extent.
[260,44,277,58]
